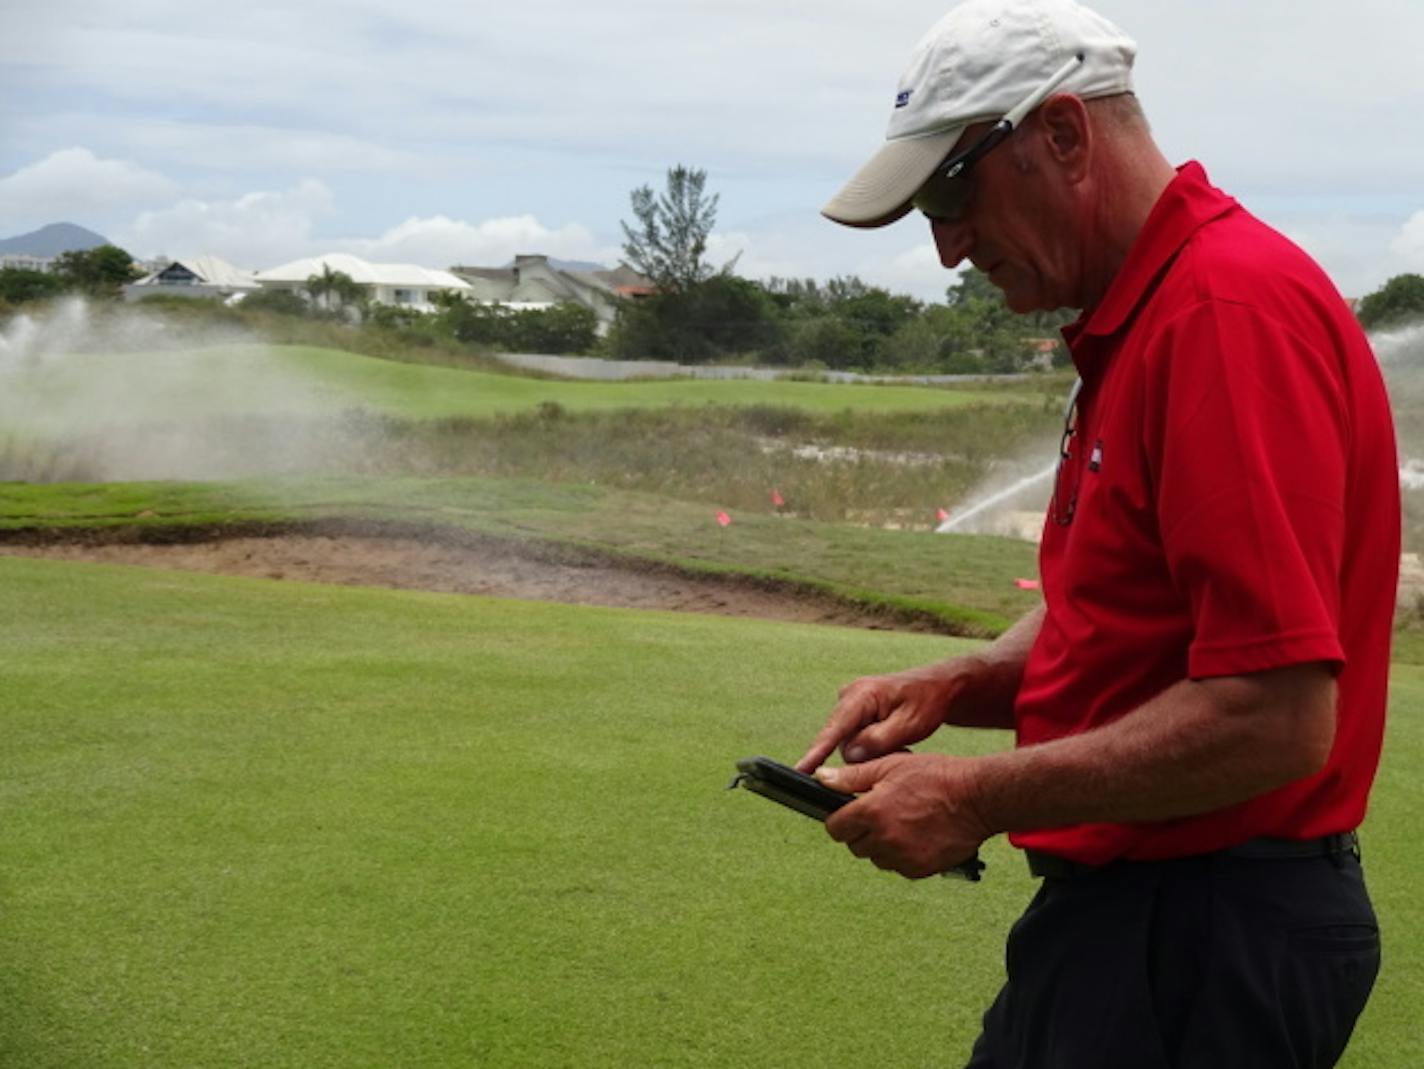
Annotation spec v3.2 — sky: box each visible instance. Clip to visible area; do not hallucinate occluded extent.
[3,0,1424,303]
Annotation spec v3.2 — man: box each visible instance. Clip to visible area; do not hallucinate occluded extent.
[797,1,1399,1065]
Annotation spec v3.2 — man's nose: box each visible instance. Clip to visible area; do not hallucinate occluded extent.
[930,217,973,269]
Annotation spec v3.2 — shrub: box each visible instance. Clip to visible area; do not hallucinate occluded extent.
[240,288,310,317]
[608,275,780,363]
[1358,274,1424,331]
[437,298,598,355]
[0,268,67,304]
[505,303,599,354]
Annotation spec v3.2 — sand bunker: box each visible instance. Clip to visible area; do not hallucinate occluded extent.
[0,527,936,633]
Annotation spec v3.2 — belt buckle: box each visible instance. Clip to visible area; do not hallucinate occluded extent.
[1327,830,1361,867]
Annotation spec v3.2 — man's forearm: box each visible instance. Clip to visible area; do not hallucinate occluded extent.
[968,662,1337,833]
[946,605,1044,729]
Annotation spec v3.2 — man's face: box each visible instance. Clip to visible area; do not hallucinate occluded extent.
[925,121,1080,313]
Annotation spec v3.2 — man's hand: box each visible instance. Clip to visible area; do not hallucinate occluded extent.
[795,609,1042,775]
[815,753,994,880]
[794,663,977,774]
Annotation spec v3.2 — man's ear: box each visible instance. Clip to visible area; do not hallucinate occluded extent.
[1036,95,1092,184]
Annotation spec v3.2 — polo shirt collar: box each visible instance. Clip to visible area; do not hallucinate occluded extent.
[1064,162,1238,350]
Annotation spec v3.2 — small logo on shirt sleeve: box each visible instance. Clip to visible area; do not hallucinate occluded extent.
[1088,440,1103,472]
[895,90,913,108]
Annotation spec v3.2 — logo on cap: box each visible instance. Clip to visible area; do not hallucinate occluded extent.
[895,89,913,109]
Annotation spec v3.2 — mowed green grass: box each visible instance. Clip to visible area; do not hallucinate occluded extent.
[2,344,1038,426]
[1,557,1419,1067]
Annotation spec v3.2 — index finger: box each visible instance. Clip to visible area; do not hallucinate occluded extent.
[794,687,879,773]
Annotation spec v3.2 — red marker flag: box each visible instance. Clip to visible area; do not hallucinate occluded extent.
[716,511,732,528]
[771,488,785,508]
[1015,578,1041,591]
[936,507,951,523]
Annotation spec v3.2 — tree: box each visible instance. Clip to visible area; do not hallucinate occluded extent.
[304,265,366,319]
[945,266,1005,308]
[52,244,139,297]
[0,267,67,304]
[761,276,928,366]
[831,288,923,364]
[782,315,862,368]
[881,317,953,370]
[1357,273,1424,330]
[762,276,829,317]
[620,165,720,294]
[609,276,778,363]
[944,267,1067,372]
[824,275,874,304]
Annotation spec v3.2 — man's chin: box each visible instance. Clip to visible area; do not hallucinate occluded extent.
[1000,283,1059,315]
[986,271,1035,314]
[1001,288,1040,315]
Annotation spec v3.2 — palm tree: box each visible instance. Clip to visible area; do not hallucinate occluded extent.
[304,265,366,320]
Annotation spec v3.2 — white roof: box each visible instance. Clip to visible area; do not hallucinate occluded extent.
[254,252,472,291]
[135,254,259,289]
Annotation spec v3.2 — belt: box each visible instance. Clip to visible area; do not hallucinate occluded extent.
[1026,831,1360,881]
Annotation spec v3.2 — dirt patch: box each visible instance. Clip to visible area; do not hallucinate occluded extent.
[0,526,936,633]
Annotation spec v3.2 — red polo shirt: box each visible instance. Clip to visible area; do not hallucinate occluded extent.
[1010,163,1400,866]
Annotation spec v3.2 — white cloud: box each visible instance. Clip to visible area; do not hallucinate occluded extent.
[343,214,616,268]
[699,225,958,303]
[1389,211,1424,270]
[704,231,806,283]
[111,179,620,272]
[854,243,956,303]
[117,121,420,175]
[115,180,336,268]
[0,1,928,170]
[0,148,178,233]
[10,1,1424,304]
[1279,212,1424,300]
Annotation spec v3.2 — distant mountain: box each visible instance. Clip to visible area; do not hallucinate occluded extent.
[0,222,111,257]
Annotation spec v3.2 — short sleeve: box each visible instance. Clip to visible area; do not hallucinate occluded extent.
[1141,299,1347,678]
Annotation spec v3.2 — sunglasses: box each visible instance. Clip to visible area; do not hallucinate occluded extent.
[1050,377,1083,526]
[911,51,1086,223]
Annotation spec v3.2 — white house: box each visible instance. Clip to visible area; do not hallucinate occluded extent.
[450,255,653,334]
[0,253,56,273]
[123,255,260,302]
[253,253,472,312]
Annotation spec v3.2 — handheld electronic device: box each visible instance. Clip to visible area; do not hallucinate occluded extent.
[729,754,855,820]
[728,755,985,881]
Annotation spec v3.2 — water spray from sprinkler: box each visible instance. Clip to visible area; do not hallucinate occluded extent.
[936,464,1056,533]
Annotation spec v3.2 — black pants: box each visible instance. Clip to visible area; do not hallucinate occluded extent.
[965,851,1379,1068]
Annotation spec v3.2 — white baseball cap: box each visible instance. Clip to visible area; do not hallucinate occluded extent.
[822,0,1137,228]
